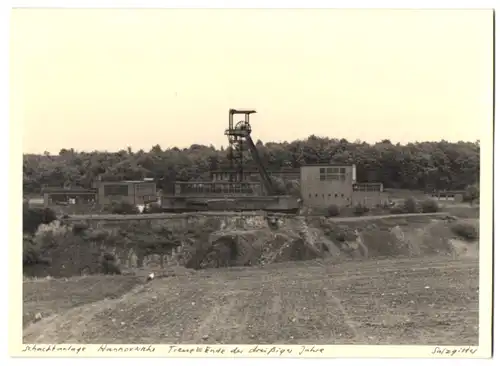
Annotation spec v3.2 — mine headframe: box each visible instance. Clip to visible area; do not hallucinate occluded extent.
[224,109,276,195]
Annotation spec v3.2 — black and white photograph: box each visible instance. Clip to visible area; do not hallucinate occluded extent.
[10,4,493,358]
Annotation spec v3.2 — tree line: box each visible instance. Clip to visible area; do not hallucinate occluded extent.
[23,136,480,194]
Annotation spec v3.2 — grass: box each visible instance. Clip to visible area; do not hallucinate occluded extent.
[23,256,479,345]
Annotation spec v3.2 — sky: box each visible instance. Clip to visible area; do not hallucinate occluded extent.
[11,9,493,154]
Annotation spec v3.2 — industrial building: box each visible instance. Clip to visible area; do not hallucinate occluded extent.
[300,164,388,208]
[209,163,388,209]
[42,179,157,208]
[430,190,465,202]
[210,167,300,182]
[41,187,97,207]
[96,180,157,205]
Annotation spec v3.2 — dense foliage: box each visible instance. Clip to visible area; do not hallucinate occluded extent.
[23,137,480,194]
[451,222,479,242]
[23,207,57,234]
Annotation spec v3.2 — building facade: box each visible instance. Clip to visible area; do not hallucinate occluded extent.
[42,187,98,208]
[96,180,157,205]
[210,168,300,182]
[300,165,356,207]
[352,182,387,207]
[300,164,388,208]
[42,180,158,208]
[172,181,264,197]
[430,190,465,202]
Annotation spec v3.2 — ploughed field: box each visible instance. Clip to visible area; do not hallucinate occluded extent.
[23,255,478,345]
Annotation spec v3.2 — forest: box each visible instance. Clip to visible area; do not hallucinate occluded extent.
[22,136,480,194]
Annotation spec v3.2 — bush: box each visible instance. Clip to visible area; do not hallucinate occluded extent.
[326,204,340,217]
[333,228,357,242]
[389,205,405,214]
[353,203,369,216]
[463,184,479,203]
[421,199,440,213]
[33,221,75,250]
[403,197,418,213]
[270,176,287,195]
[143,202,163,213]
[451,222,479,242]
[23,234,51,266]
[23,235,39,265]
[285,180,301,198]
[100,252,121,275]
[23,207,57,234]
[72,222,89,235]
[109,201,139,215]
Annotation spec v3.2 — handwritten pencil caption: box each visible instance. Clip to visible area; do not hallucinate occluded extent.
[167,345,324,356]
[431,346,478,356]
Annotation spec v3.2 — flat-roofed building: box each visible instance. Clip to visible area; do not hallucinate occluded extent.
[41,187,98,208]
[300,164,388,208]
[95,180,157,205]
[300,164,356,208]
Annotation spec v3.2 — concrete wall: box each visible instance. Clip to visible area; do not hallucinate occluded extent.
[161,195,299,212]
[300,165,354,208]
[97,181,157,205]
[133,182,157,204]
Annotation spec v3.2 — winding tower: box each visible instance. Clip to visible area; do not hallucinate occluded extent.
[224,109,275,195]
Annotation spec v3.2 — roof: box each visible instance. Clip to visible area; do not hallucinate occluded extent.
[300,164,355,168]
[229,109,257,114]
[211,168,299,173]
[42,187,97,193]
[122,180,156,184]
[98,180,156,184]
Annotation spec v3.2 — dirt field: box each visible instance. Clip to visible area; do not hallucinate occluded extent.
[23,255,478,345]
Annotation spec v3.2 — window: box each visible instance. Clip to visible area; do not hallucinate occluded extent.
[309,194,312,198]
[335,194,338,198]
[353,183,382,192]
[103,184,129,196]
[319,166,347,182]
[341,193,344,198]
[328,194,331,197]
[315,194,318,197]
[135,183,155,196]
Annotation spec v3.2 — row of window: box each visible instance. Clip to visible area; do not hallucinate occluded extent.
[212,173,251,181]
[353,184,383,192]
[319,174,347,181]
[308,193,347,199]
[306,191,383,199]
[177,183,260,194]
[319,167,347,174]
[135,183,156,196]
[103,183,156,197]
[103,185,129,196]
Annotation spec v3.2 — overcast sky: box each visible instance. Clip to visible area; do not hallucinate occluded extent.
[11,9,492,154]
